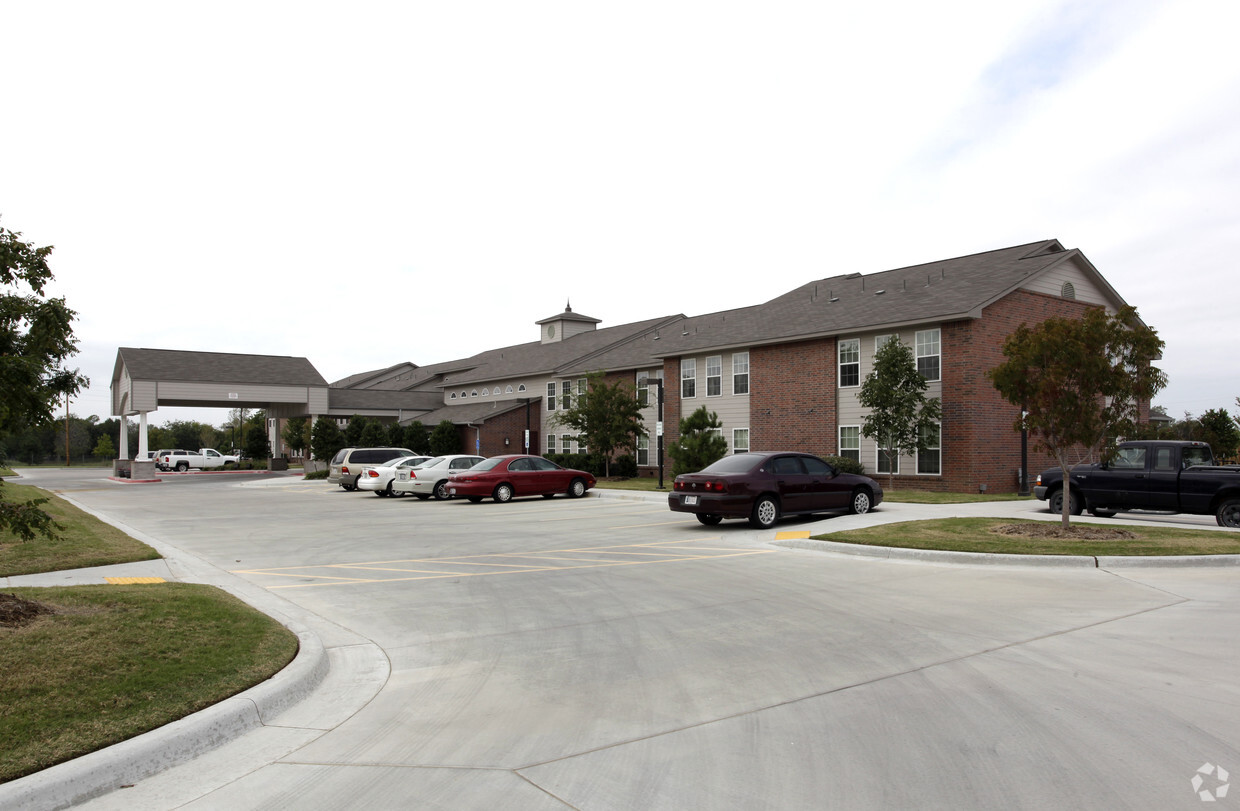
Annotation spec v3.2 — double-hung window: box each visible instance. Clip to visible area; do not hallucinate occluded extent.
[706,356,722,396]
[546,382,556,411]
[839,426,860,464]
[917,423,941,475]
[562,380,573,411]
[733,428,749,454]
[877,441,900,475]
[916,329,941,382]
[637,434,649,466]
[839,339,860,387]
[732,352,749,394]
[681,359,697,398]
[547,433,557,454]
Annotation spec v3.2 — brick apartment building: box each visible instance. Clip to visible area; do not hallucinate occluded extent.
[113,240,1148,493]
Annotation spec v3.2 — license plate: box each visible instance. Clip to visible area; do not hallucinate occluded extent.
[449,487,457,495]
[684,495,698,505]
[397,472,407,481]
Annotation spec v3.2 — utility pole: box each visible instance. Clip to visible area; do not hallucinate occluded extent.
[65,395,71,466]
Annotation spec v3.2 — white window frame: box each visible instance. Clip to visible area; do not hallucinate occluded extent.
[546,382,556,411]
[561,380,573,411]
[917,423,941,476]
[682,358,697,399]
[839,426,860,464]
[916,328,941,382]
[636,434,650,466]
[547,433,557,454]
[875,334,898,352]
[732,428,750,454]
[839,339,860,388]
[876,441,900,475]
[732,352,749,395]
[706,355,722,397]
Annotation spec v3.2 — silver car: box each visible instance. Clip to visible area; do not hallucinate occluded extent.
[392,455,486,500]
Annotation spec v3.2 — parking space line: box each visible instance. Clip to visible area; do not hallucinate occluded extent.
[232,539,774,590]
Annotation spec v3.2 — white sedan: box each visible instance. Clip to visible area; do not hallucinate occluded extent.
[357,455,435,497]
[392,455,486,500]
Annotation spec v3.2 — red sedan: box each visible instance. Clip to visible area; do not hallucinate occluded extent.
[447,455,597,503]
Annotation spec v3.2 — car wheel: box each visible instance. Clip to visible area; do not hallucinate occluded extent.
[1049,488,1082,516]
[175,461,189,472]
[467,496,483,503]
[696,514,723,526]
[567,478,587,498]
[1090,508,1117,518]
[493,484,513,503]
[1218,498,1240,528]
[749,495,779,529]
[850,488,872,515]
[352,475,362,492]
[433,480,451,500]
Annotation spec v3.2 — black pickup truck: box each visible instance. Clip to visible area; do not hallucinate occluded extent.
[1034,440,1240,528]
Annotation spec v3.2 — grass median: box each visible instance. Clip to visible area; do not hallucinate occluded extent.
[1,484,299,785]
[815,517,1240,556]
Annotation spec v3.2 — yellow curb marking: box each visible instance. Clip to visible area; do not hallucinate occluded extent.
[105,577,167,585]
[774,531,813,540]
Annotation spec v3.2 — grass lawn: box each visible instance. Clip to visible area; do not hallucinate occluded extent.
[0,584,298,783]
[816,517,1240,556]
[0,484,299,784]
[0,482,160,577]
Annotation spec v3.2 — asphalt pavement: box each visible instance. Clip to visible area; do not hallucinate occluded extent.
[2,469,1237,810]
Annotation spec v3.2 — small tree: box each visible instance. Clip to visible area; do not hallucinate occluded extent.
[403,421,431,455]
[1198,408,1240,462]
[282,417,309,457]
[92,434,116,460]
[429,420,461,455]
[359,420,387,447]
[311,417,346,462]
[989,305,1165,527]
[387,421,405,447]
[1,220,88,540]
[859,337,942,491]
[244,423,271,460]
[345,415,370,446]
[667,406,728,476]
[553,372,645,477]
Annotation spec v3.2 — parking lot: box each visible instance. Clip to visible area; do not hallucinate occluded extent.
[15,468,1240,809]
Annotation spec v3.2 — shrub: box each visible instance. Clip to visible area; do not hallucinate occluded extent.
[303,469,329,480]
[825,455,864,475]
[612,454,637,478]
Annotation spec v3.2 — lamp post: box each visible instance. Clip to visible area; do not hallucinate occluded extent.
[1019,407,1030,496]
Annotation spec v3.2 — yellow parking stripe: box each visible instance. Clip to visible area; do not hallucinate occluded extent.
[105,577,166,584]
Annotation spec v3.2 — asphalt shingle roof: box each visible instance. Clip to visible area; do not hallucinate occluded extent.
[116,348,327,386]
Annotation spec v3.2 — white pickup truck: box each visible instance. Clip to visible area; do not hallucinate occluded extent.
[156,448,240,472]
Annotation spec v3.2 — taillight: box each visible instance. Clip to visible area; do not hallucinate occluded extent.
[341,466,350,474]
[367,470,380,478]
[704,480,727,492]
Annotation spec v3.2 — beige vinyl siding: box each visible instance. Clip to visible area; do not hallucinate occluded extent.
[153,381,319,405]
[678,353,750,453]
[836,328,942,474]
[1021,257,1111,307]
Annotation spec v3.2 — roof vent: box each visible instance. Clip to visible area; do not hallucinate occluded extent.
[1061,282,1076,299]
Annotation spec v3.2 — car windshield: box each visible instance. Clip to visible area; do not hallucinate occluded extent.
[415,457,447,470]
[698,454,763,474]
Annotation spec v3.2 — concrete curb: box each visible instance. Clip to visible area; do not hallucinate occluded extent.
[774,537,1100,567]
[0,492,334,811]
[0,624,328,811]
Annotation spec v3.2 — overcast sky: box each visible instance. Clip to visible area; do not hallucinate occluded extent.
[4,0,1237,428]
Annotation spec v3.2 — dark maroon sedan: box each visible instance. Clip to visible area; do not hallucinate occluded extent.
[447,454,597,503]
[668,451,883,528]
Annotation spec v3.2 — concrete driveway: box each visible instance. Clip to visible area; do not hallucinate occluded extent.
[7,469,1238,809]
